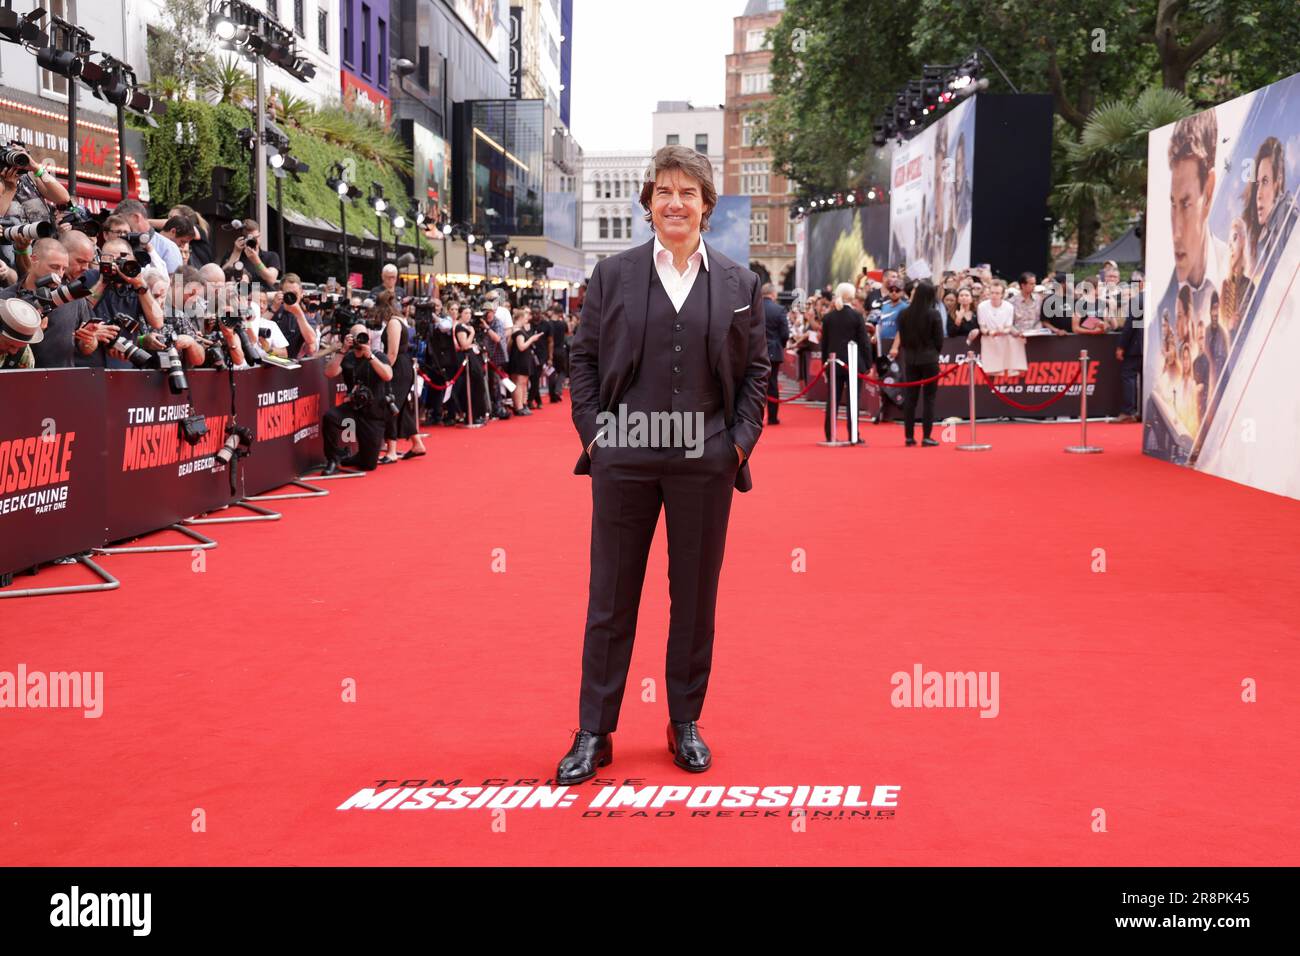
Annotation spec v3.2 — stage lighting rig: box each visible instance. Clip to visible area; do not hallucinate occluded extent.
[0,3,48,47]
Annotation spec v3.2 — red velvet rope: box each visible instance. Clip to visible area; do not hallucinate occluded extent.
[857,366,959,388]
[775,363,829,403]
[419,362,467,391]
[975,364,1082,411]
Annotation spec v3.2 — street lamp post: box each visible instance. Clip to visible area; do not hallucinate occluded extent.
[370,183,387,280]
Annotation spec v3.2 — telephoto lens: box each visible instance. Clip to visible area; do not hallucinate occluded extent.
[354,331,370,346]
[34,274,92,308]
[0,219,55,243]
[108,312,153,369]
[282,290,298,305]
[215,431,242,466]
[157,346,189,394]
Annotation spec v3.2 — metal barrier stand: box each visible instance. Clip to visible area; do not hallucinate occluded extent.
[956,350,992,451]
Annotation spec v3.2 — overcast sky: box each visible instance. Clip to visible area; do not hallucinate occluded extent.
[568,0,739,153]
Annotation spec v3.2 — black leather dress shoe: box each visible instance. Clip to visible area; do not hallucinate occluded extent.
[321,459,339,476]
[666,720,711,772]
[556,730,612,784]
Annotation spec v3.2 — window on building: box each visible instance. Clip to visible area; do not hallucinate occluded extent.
[361,3,371,77]
[742,113,761,147]
[293,0,305,36]
[666,134,679,146]
[614,179,622,199]
[267,0,279,20]
[599,217,609,239]
[318,7,329,53]
[39,0,74,97]
[751,210,769,245]
[377,17,387,90]
[342,0,354,66]
[695,133,708,154]
[741,72,772,95]
[741,161,770,196]
[768,0,785,10]
[625,217,632,237]
[611,218,623,240]
[745,28,768,51]
[786,216,797,245]
[418,45,429,90]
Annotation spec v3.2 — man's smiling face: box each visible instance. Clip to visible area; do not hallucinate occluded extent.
[651,168,705,245]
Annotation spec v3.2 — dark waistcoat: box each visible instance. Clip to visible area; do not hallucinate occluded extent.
[620,264,726,442]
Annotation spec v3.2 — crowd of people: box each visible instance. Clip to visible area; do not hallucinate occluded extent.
[0,150,582,475]
[780,260,1147,428]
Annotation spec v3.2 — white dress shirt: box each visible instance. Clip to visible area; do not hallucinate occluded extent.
[653,235,708,312]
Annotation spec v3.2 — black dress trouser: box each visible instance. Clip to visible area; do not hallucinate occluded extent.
[901,361,939,441]
[578,428,739,734]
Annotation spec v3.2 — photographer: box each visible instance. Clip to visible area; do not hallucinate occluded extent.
[1,142,70,224]
[114,199,180,275]
[322,322,394,474]
[0,237,90,368]
[222,220,280,287]
[269,272,319,359]
[154,266,212,369]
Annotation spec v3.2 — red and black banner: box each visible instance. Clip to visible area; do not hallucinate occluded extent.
[1,363,334,577]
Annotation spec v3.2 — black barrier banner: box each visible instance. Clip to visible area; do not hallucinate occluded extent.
[933,334,1121,420]
[104,370,236,543]
[786,334,1121,419]
[238,361,329,496]
[0,369,106,577]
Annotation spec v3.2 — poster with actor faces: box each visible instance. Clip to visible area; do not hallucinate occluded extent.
[887,97,976,277]
[1143,71,1300,499]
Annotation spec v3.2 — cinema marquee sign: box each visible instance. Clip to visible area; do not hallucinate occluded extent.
[0,96,134,188]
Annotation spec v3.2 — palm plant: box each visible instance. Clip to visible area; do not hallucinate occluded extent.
[1056,87,1197,221]
[201,56,256,107]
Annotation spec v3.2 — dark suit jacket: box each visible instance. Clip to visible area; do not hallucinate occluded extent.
[569,238,770,493]
[821,305,873,371]
[762,297,790,365]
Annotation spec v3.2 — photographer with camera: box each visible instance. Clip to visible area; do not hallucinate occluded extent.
[0,141,69,225]
[269,272,319,359]
[114,199,180,275]
[0,237,90,368]
[222,220,280,287]
[321,322,394,474]
[81,237,165,370]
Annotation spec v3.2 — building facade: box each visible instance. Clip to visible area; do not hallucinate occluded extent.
[651,100,725,185]
[581,150,651,275]
[723,0,794,286]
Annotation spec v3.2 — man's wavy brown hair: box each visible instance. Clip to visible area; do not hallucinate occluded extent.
[639,145,718,232]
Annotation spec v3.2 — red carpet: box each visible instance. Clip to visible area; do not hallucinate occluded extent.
[3,400,1298,866]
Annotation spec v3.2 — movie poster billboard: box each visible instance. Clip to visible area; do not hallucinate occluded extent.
[412,123,452,223]
[1143,71,1300,499]
[888,97,976,276]
[452,0,502,60]
[804,205,890,293]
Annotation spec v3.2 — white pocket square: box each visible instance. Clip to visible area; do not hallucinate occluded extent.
[733,305,750,313]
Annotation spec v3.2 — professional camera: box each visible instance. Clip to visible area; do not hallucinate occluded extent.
[214,423,254,466]
[33,273,93,309]
[153,327,189,394]
[0,144,31,169]
[348,382,374,409]
[224,262,246,281]
[56,204,107,237]
[282,290,299,306]
[98,257,143,286]
[0,218,55,244]
[124,232,152,269]
[352,330,370,347]
[99,312,154,369]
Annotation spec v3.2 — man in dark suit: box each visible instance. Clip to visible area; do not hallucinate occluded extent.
[558,145,770,783]
[761,283,790,424]
[820,284,874,441]
[1116,277,1144,422]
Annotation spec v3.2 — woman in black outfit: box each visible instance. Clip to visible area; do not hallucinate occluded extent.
[946,286,979,337]
[508,309,544,415]
[889,279,945,446]
[379,293,427,462]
